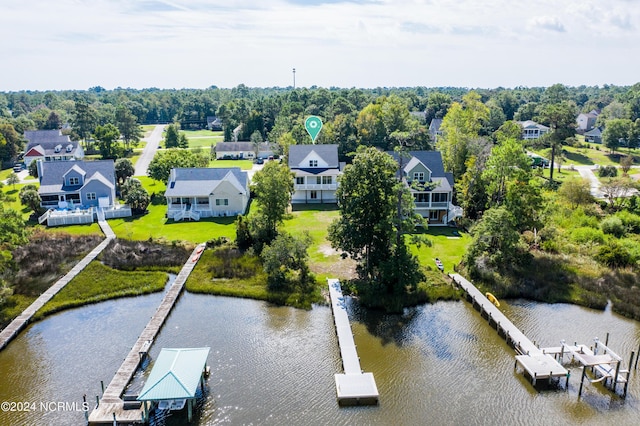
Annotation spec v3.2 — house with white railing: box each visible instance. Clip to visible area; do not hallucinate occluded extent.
[288,144,344,203]
[164,167,249,221]
[388,151,462,226]
[37,159,131,226]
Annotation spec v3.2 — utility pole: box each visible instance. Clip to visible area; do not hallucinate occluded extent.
[292,68,296,89]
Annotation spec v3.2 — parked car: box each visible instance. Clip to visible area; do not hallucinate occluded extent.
[13,163,22,172]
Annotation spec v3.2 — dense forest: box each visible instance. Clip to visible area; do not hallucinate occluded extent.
[2,83,640,318]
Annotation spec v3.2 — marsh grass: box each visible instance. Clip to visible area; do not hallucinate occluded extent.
[185,247,322,309]
[34,262,168,320]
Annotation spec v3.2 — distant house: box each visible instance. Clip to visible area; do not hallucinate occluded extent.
[207,116,223,131]
[584,126,603,144]
[517,120,549,140]
[289,144,344,203]
[410,111,427,123]
[387,150,462,226]
[214,142,276,160]
[37,159,131,226]
[429,118,443,141]
[23,130,84,167]
[164,167,250,221]
[577,110,599,133]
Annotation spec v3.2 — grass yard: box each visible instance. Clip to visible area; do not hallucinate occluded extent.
[410,227,471,274]
[180,130,223,138]
[1,182,38,220]
[208,159,254,170]
[281,204,349,281]
[188,137,221,149]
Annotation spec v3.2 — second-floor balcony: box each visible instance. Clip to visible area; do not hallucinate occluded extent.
[415,201,449,209]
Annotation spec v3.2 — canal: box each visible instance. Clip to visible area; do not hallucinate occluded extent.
[1,288,639,425]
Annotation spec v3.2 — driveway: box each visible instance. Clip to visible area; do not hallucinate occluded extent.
[134,125,165,176]
[574,165,603,198]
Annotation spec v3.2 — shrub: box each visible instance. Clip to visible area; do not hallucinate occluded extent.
[598,165,618,178]
[616,211,640,233]
[595,242,633,268]
[601,216,626,238]
[570,227,605,244]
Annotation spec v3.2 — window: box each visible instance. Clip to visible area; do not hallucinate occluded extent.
[215,199,229,206]
[310,191,318,199]
[315,176,322,184]
[196,197,208,205]
[429,210,439,221]
[86,192,96,201]
[322,176,332,184]
[433,193,448,203]
[413,172,425,182]
[69,177,79,185]
[309,160,318,167]
[414,193,429,203]
[296,177,305,185]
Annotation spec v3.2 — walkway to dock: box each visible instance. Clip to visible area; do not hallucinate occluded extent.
[0,221,115,352]
[89,243,206,425]
[449,273,568,385]
[327,278,379,406]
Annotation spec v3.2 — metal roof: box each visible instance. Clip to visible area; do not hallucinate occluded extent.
[138,347,210,401]
[164,167,248,197]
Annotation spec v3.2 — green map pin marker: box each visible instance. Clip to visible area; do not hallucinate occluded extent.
[305,116,323,143]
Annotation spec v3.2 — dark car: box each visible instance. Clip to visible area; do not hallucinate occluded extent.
[13,163,22,172]
[255,158,264,164]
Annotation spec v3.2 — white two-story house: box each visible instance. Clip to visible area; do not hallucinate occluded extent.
[388,151,462,226]
[289,144,344,203]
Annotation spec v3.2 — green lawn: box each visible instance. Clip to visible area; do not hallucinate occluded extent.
[180,129,223,138]
[189,137,221,149]
[410,227,471,274]
[208,159,254,170]
[1,182,38,220]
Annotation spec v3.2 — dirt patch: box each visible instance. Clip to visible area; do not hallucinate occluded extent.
[313,244,357,279]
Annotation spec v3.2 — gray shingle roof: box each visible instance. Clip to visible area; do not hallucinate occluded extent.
[165,167,248,197]
[38,160,116,194]
[387,150,448,178]
[288,144,339,168]
[24,130,79,156]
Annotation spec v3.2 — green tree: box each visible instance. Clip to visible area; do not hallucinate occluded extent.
[437,91,489,179]
[603,118,632,153]
[0,123,23,163]
[6,172,19,189]
[465,206,521,271]
[94,123,121,159]
[121,178,150,214]
[115,158,135,186]
[504,179,543,232]
[355,102,386,148]
[147,149,208,182]
[251,161,294,240]
[538,100,577,183]
[558,177,593,208]
[456,156,488,220]
[620,155,634,175]
[482,138,531,206]
[19,184,42,216]
[261,231,314,292]
[115,105,143,152]
[72,99,97,151]
[164,123,188,148]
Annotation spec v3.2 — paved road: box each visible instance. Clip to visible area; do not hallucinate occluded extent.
[134,124,165,176]
[574,165,603,198]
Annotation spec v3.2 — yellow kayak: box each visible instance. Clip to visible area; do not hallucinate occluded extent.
[486,292,500,307]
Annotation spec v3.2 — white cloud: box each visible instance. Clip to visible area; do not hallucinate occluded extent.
[0,0,639,90]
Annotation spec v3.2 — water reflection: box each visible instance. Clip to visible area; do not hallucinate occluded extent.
[0,289,639,425]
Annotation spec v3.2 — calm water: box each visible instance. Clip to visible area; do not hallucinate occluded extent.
[1,287,639,425]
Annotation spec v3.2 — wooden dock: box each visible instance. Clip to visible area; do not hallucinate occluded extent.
[0,222,116,352]
[88,243,206,425]
[450,274,568,385]
[327,278,379,406]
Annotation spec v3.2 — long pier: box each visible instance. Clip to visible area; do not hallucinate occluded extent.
[0,221,115,352]
[450,273,568,385]
[88,243,206,425]
[327,278,379,405]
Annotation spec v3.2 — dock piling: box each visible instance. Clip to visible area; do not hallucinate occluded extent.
[578,367,587,398]
[624,351,634,398]
[636,343,639,370]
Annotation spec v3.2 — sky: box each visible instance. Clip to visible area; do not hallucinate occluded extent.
[1,0,639,91]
